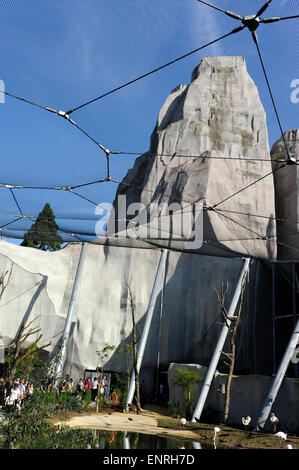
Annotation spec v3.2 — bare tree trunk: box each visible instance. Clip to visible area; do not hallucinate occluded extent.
[224,339,236,423]
[8,319,50,379]
[96,370,102,413]
[0,265,13,302]
[126,278,141,415]
[132,311,141,415]
[216,280,245,425]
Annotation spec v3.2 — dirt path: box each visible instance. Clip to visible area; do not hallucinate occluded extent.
[55,405,200,440]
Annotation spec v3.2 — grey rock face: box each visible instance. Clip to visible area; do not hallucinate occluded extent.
[271,129,299,260]
[0,240,265,383]
[112,56,277,259]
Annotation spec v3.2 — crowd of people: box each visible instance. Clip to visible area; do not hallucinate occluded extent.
[0,377,34,412]
[0,374,110,413]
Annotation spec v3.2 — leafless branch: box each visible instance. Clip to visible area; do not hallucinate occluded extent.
[0,264,13,301]
[216,279,247,424]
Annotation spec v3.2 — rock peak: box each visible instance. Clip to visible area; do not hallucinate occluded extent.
[112,56,277,259]
[191,56,246,82]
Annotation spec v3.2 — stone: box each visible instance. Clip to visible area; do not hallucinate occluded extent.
[0,239,272,386]
[112,56,277,259]
[271,129,299,260]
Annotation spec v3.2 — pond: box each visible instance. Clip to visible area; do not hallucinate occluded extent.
[83,430,210,449]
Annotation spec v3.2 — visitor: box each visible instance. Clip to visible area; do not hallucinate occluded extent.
[14,378,20,388]
[5,378,12,397]
[67,377,73,393]
[23,378,29,394]
[83,376,92,399]
[40,377,51,393]
[76,378,84,394]
[59,379,68,393]
[159,383,164,404]
[5,393,15,412]
[49,376,55,388]
[91,377,99,402]
[99,376,107,400]
[18,378,26,399]
[27,383,34,396]
[0,378,6,408]
[10,383,21,408]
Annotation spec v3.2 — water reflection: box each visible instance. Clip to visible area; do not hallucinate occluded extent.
[192,441,202,449]
[83,429,205,449]
[123,431,130,449]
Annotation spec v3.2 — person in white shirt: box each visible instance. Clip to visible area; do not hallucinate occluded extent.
[18,379,26,398]
[91,377,99,402]
[5,394,15,408]
[5,385,21,412]
[10,385,21,403]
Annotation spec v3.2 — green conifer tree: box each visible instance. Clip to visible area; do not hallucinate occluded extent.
[21,203,63,251]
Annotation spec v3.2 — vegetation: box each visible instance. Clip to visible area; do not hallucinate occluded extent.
[96,343,116,412]
[21,202,63,251]
[115,343,134,391]
[96,343,116,369]
[173,368,203,419]
[4,319,50,380]
[168,400,186,419]
[0,388,94,449]
[0,268,50,379]
[112,373,129,407]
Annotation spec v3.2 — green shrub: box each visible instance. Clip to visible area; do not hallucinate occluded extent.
[168,401,185,419]
[0,390,91,449]
[173,368,203,419]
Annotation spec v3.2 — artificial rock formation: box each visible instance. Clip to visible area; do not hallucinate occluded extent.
[0,240,266,384]
[0,56,297,391]
[112,56,277,259]
[271,129,299,260]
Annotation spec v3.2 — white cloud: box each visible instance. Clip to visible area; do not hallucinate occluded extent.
[187,2,224,57]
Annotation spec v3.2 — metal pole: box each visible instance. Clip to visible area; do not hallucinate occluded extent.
[272,264,276,374]
[125,248,167,410]
[292,263,298,378]
[255,317,299,429]
[191,258,250,423]
[155,250,167,401]
[55,242,87,382]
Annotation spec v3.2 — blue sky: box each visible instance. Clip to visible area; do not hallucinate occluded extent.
[0,0,298,244]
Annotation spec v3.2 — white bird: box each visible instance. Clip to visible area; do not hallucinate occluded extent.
[274,431,287,448]
[242,416,251,431]
[270,412,279,432]
[285,444,292,449]
[180,417,187,430]
[213,427,220,449]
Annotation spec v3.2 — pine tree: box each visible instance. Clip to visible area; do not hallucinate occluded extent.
[21,203,63,251]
